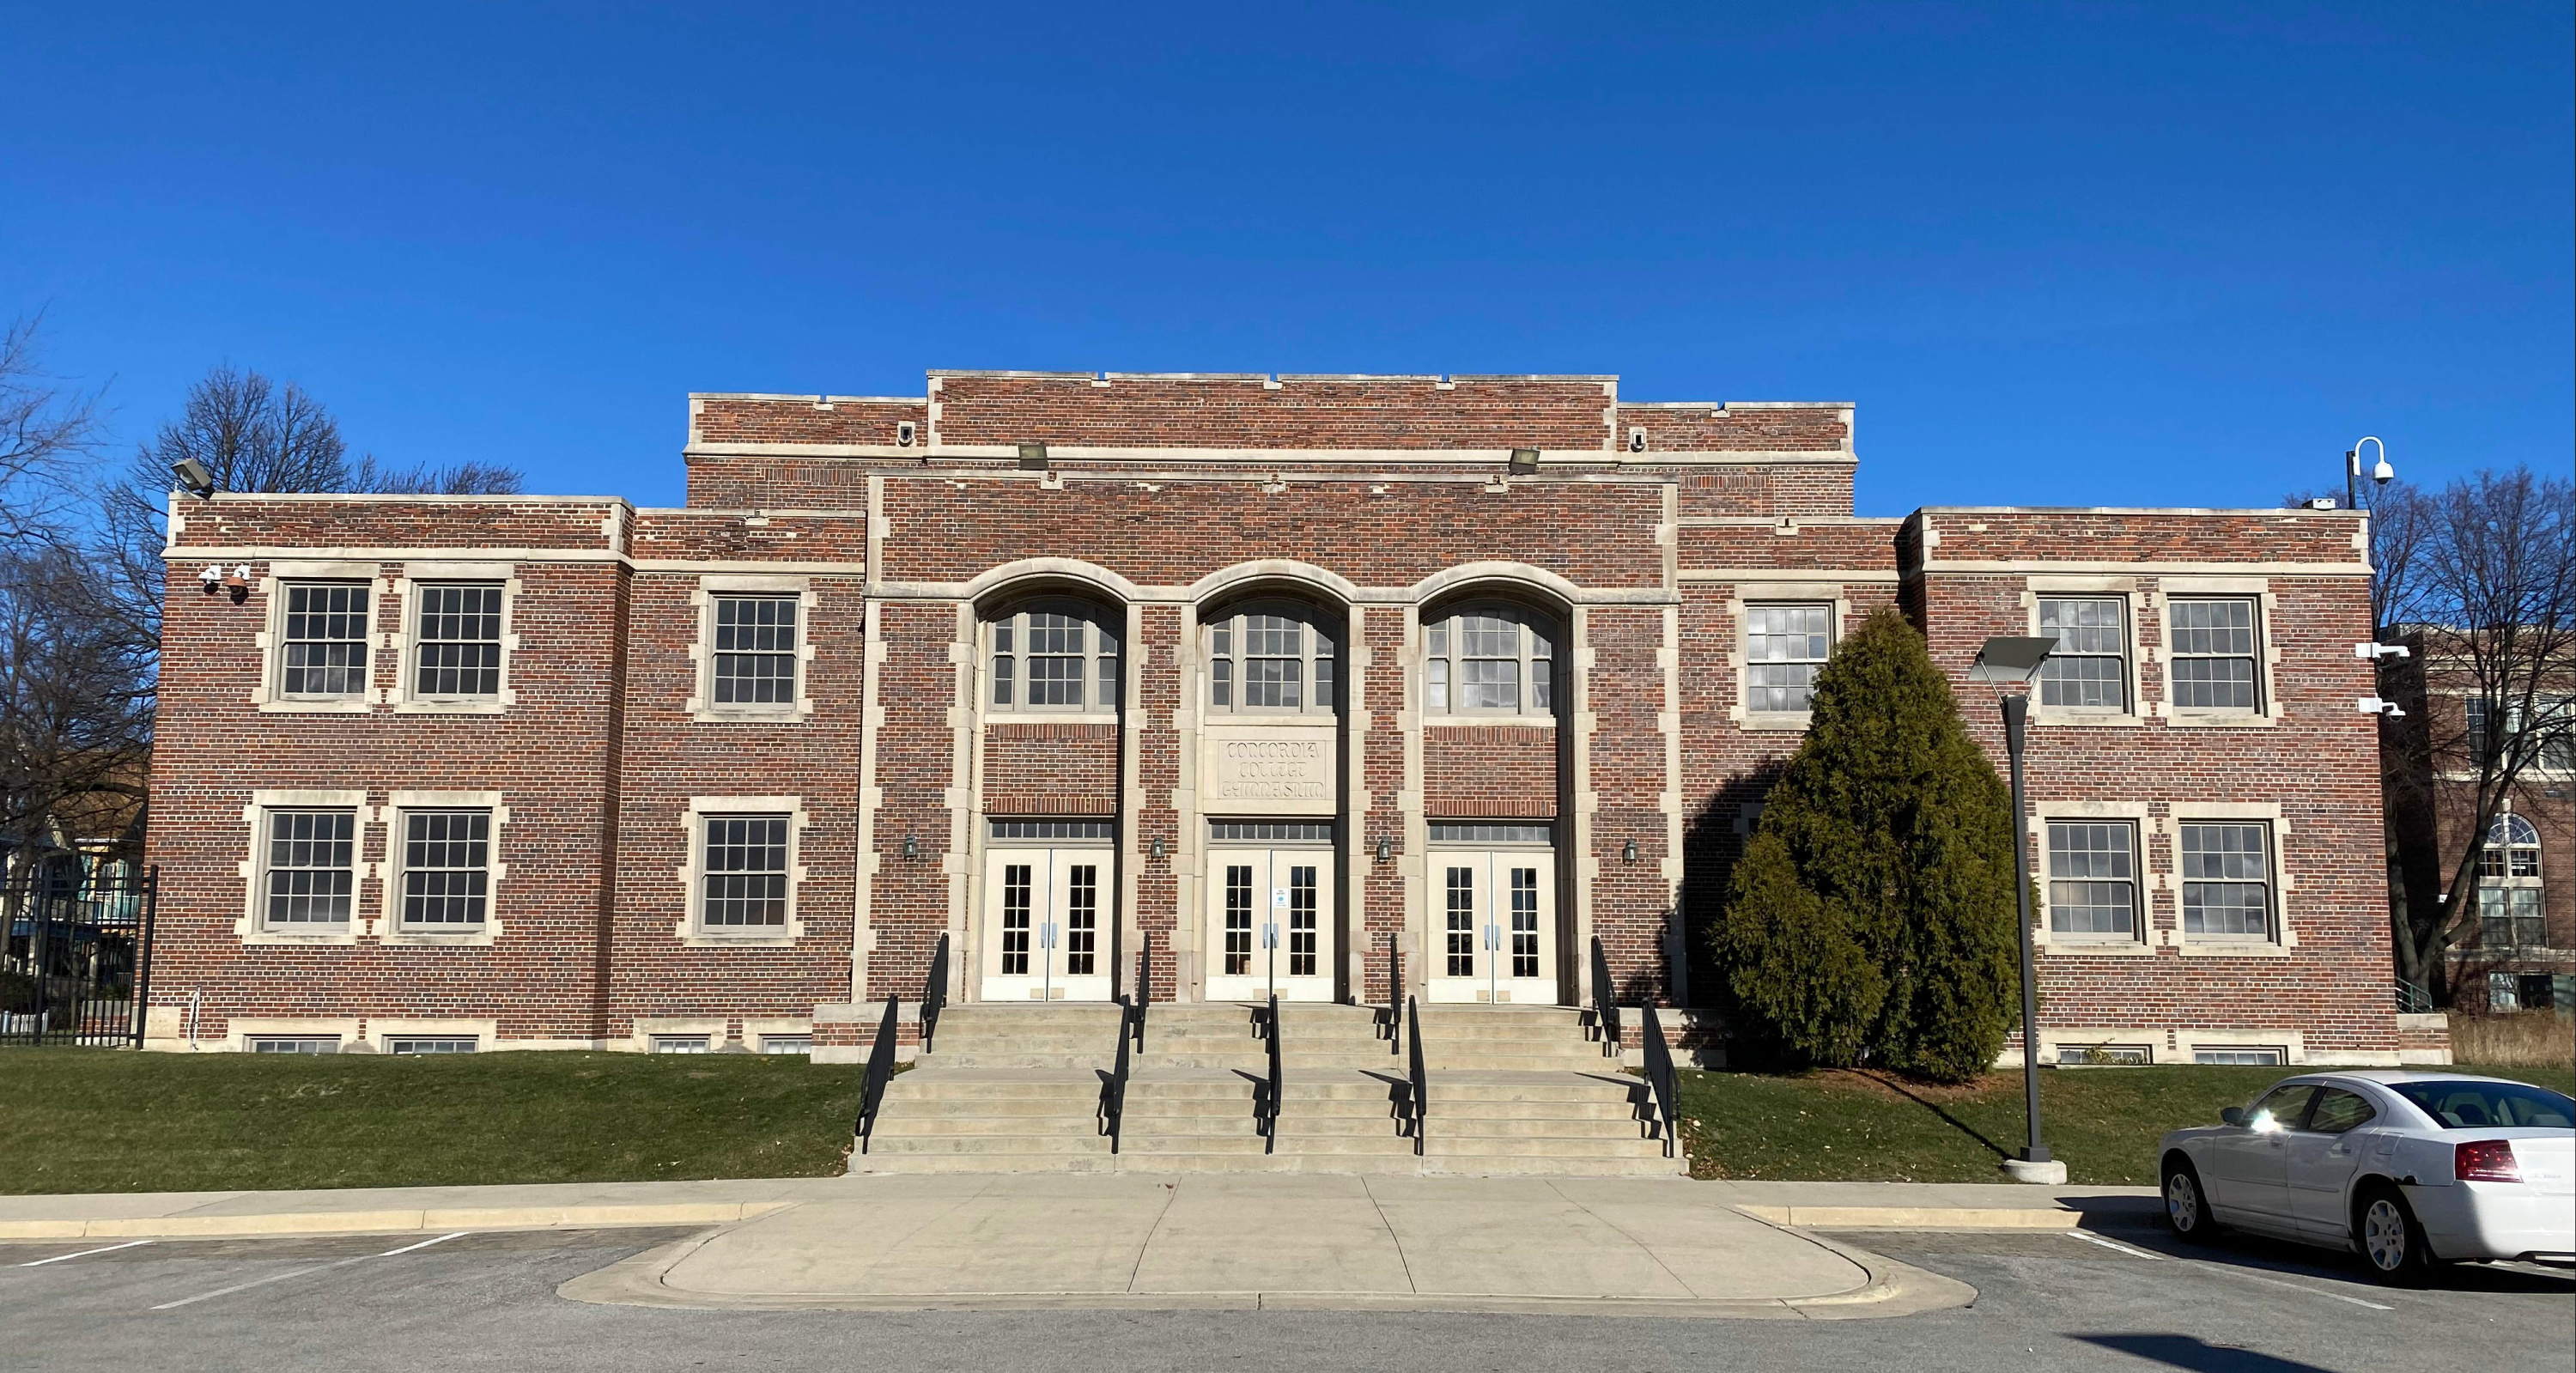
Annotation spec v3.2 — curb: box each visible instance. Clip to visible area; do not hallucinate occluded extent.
[0,1201,792,1242]
[1731,1200,2162,1232]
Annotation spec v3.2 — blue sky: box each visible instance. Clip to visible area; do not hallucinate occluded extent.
[6,2,2568,513]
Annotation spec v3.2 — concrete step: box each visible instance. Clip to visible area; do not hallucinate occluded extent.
[872,1115,1103,1136]
[1431,1116,1653,1139]
[866,1133,1111,1156]
[1425,1136,1672,1159]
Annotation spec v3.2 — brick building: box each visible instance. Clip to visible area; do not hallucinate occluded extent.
[143,371,2422,1067]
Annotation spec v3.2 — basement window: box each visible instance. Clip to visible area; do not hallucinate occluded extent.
[246,1036,341,1054]
[2192,1047,2287,1066]
[386,1036,478,1054]
[650,1035,713,1054]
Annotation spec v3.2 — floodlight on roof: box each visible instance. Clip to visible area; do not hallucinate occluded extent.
[1017,442,1049,471]
[1508,448,1540,474]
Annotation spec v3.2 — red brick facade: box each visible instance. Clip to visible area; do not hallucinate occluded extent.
[143,373,2411,1066]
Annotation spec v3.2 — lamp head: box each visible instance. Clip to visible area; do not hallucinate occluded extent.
[1971,635,2058,686]
[172,457,216,498]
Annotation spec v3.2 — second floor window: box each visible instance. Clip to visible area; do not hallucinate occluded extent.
[1425,604,1556,714]
[1206,603,1337,715]
[280,582,370,697]
[2037,597,2129,710]
[713,595,799,707]
[2168,597,2261,712]
[412,582,503,698]
[1745,603,1831,714]
[990,603,1120,711]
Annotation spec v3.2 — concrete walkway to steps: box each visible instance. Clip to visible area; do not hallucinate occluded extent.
[558,1174,1978,1318]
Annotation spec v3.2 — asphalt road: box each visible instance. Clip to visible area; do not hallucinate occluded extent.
[3,1219,2568,1372]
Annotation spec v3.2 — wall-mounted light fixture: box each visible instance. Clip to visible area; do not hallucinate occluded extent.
[1376,837,1393,864]
[1508,447,1540,475]
[1622,839,1638,865]
[1017,441,1049,471]
[896,420,916,447]
[172,457,216,499]
[1151,837,1166,860]
[902,835,920,860]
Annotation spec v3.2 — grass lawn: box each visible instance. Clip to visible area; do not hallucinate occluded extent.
[0,1048,865,1195]
[1676,1062,2576,1186]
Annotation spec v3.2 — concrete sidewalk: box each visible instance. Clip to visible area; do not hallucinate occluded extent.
[557,1174,1978,1318]
[0,1175,2156,1242]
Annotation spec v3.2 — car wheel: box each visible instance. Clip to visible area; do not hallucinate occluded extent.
[2356,1186,2430,1286]
[2163,1157,2219,1243]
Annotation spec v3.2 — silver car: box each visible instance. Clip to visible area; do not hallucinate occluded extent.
[2159,1070,2575,1284]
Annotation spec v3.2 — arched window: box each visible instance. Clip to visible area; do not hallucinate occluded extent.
[988,600,1121,712]
[2479,812,2544,949]
[1204,600,1337,715]
[1424,603,1556,715]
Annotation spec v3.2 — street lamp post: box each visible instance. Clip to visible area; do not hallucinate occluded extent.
[1974,635,2064,1185]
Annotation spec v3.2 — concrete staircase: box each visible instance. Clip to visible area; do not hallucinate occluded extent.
[853,1000,1684,1176]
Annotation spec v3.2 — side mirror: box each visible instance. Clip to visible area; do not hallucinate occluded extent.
[2221,1107,2247,1127]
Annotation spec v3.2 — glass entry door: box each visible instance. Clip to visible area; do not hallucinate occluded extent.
[1205,828,1336,1002]
[979,846,1113,1001]
[1426,847,1558,1004]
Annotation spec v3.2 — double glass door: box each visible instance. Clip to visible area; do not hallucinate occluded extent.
[1426,848,1558,1003]
[979,846,1113,1001]
[1205,842,1337,1002]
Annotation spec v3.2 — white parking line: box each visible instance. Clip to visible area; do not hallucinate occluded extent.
[2067,1230,2166,1261]
[149,1231,475,1311]
[19,1240,155,1267]
[2191,1263,2396,1312]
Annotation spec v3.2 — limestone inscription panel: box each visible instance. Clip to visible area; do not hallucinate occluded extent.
[1200,725,1338,816]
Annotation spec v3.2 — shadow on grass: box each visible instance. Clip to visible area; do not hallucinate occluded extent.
[1848,1068,2013,1162]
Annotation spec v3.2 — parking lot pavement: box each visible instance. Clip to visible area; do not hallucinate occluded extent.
[3,1221,2569,1373]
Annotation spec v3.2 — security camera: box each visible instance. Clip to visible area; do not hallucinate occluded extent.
[2353,641,2412,661]
[2372,459,2396,485]
[896,421,915,447]
[198,565,222,593]
[1627,427,1647,453]
[172,457,216,498]
[2357,696,2405,718]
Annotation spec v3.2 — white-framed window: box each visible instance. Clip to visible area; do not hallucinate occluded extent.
[2166,597,2262,712]
[277,581,373,699]
[988,600,1121,712]
[759,1035,813,1055]
[409,581,505,700]
[2036,597,2129,710]
[1744,603,1832,714]
[699,813,792,929]
[2480,813,2546,949]
[246,1036,342,1054]
[2057,1043,2153,1066]
[2469,696,2576,770]
[1424,603,1556,715]
[2192,1046,2287,1066]
[386,1036,477,1054]
[396,809,492,929]
[2178,821,2274,939]
[711,594,801,708]
[261,808,359,928]
[651,1035,713,1054]
[2045,820,2140,939]
[1205,600,1338,715]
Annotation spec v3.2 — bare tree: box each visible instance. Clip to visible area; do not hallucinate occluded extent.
[0,314,103,545]
[0,542,152,874]
[2379,469,2576,1002]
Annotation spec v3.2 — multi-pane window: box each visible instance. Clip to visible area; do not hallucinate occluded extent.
[1063,862,1099,976]
[990,603,1120,711]
[2178,822,2274,939]
[1206,603,1337,714]
[398,809,491,927]
[2036,598,2129,710]
[711,596,800,708]
[279,582,371,697]
[700,814,790,928]
[2195,1046,2287,1067]
[2167,598,2262,712]
[1224,865,1255,976]
[1508,866,1540,977]
[264,809,357,926]
[2480,813,2546,949]
[248,1036,342,1054]
[1425,604,1555,714]
[1444,866,1475,976]
[999,862,1034,975]
[1285,864,1319,978]
[411,582,503,699]
[2470,696,2576,769]
[386,1036,477,1054]
[1745,604,1832,713]
[2045,821,2139,937]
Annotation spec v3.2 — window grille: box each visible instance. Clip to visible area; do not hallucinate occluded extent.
[386,1036,477,1054]
[712,595,799,707]
[400,810,491,926]
[2036,598,2128,709]
[2045,821,2138,936]
[651,1035,712,1054]
[2179,822,2272,938]
[2478,813,2547,948]
[701,814,789,927]
[989,819,1115,841]
[1444,866,1475,977]
[1209,821,1335,842]
[246,1036,341,1054]
[2167,598,2261,711]
[280,582,370,696]
[1064,862,1099,976]
[760,1036,813,1055]
[264,809,357,926]
[990,603,1119,711]
[412,582,503,697]
[1206,603,1336,714]
[1427,823,1552,845]
[1425,604,1556,714]
[1745,604,1831,713]
[2192,1047,2286,1066]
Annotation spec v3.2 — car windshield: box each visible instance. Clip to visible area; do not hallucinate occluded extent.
[2390,1080,2575,1129]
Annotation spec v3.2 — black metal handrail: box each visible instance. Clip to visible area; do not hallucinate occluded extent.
[853,999,902,1154]
[1376,933,1402,1054]
[1638,1002,1680,1158]
[1130,930,1151,1051]
[1255,993,1283,1153]
[1588,935,1620,1058]
[920,933,951,1054]
[1401,993,1427,1154]
[1099,995,1133,1151]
